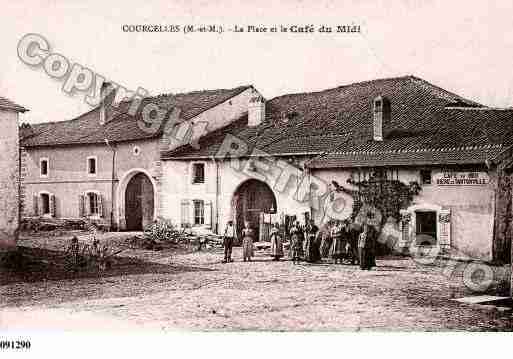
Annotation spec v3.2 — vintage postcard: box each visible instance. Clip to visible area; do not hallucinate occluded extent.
[0,0,511,357]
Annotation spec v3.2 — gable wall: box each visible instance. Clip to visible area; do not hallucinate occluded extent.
[0,109,20,250]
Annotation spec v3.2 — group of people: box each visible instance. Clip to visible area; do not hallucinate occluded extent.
[221,218,377,270]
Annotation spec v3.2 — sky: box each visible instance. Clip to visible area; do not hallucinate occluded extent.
[1,0,513,124]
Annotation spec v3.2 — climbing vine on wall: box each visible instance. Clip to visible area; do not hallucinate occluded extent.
[333,171,422,227]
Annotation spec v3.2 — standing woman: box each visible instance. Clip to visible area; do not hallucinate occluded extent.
[319,224,332,259]
[289,220,303,265]
[269,222,284,261]
[329,220,345,264]
[304,219,320,263]
[358,223,376,270]
[242,221,255,262]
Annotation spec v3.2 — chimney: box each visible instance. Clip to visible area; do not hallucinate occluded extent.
[373,96,391,141]
[99,81,114,125]
[248,95,266,127]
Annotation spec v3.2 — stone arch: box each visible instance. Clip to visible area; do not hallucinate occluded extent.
[116,168,157,230]
[231,179,277,241]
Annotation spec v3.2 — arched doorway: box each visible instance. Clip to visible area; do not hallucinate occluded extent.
[233,179,277,241]
[124,172,155,230]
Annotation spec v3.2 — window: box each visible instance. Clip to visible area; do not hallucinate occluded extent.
[373,98,382,112]
[40,158,49,177]
[40,193,50,215]
[87,192,101,217]
[193,200,204,225]
[420,170,432,185]
[415,211,437,245]
[87,157,97,175]
[192,163,205,184]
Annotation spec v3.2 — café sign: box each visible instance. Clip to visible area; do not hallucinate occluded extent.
[435,171,489,186]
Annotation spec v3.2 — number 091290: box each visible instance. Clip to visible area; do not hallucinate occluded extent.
[0,340,31,350]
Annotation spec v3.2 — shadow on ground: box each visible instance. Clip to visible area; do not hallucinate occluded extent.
[0,246,214,285]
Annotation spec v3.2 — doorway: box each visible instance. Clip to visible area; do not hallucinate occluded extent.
[233,179,277,241]
[124,172,155,230]
[415,211,437,246]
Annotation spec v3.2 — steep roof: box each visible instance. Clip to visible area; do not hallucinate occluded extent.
[0,96,28,113]
[20,85,252,147]
[163,76,513,168]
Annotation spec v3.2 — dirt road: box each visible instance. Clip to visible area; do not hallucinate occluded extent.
[1,235,512,331]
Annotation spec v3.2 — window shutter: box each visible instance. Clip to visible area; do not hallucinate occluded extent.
[438,209,451,250]
[98,194,104,218]
[204,200,212,229]
[49,194,56,218]
[78,194,85,217]
[85,194,91,216]
[399,210,411,251]
[180,199,190,228]
[33,194,39,216]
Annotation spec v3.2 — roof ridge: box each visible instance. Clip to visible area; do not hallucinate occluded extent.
[151,84,253,99]
[0,96,28,112]
[26,106,100,127]
[408,76,482,106]
[268,75,413,102]
[29,84,254,127]
[329,143,503,156]
[445,106,513,112]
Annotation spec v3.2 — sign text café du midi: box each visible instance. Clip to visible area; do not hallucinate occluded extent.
[435,171,489,186]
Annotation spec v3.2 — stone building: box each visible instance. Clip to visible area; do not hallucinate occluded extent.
[20,75,513,261]
[160,76,513,261]
[0,96,28,252]
[20,84,262,231]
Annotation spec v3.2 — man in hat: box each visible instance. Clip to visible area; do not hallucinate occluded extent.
[222,221,237,263]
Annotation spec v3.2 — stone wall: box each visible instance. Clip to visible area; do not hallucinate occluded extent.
[0,109,20,251]
[21,138,161,229]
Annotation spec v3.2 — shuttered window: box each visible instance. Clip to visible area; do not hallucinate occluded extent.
[40,193,50,215]
[36,193,56,217]
[84,192,103,217]
[193,200,204,225]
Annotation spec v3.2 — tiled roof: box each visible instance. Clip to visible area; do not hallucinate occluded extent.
[162,75,513,168]
[20,85,252,147]
[0,96,28,113]
[307,145,505,168]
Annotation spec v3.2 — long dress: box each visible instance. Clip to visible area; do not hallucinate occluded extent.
[319,232,332,258]
[304,224,320,262]
[347,227,359,264]
[270,228,284,259]
[358,229,376,270]
[242,228,255,261]
[329,226,346,260]
[289,226,304,260]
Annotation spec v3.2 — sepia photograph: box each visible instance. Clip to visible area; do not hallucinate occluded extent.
[0,0,512,357]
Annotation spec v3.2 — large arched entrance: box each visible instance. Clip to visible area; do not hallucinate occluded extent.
[233,179,277,241]
[124,172,155,230]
